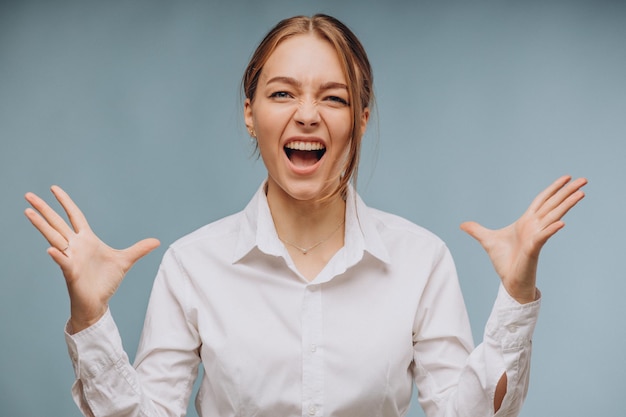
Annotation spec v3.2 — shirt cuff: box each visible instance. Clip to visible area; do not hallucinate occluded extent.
[65,308,127,378]
[484,284,541,351]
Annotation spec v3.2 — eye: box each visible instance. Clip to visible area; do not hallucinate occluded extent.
[269,91,292,99]
[325,95,349,106]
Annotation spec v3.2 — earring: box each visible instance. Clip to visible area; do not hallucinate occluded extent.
[248,128,256,138]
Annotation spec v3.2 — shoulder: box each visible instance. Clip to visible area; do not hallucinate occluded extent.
[169,210,244,253]
[360,204,451,267]
[367,206,445,245]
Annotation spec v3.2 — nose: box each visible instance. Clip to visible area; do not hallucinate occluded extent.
[293,100,321,128]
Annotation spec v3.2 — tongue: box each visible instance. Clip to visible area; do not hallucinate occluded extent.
[289,150,319,167]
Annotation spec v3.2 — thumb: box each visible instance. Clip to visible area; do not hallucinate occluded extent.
[124,238,161,265]
[460,221,490,245]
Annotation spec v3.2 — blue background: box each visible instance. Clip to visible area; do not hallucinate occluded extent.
[1,0,625,416]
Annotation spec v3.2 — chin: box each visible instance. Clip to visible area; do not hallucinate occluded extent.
[287,186,327,202]
[271,178,336,204]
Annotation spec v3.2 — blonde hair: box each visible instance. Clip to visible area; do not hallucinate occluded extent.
[242,14,373,199]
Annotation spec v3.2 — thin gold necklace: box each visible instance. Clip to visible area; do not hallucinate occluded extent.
[279,219,345,255]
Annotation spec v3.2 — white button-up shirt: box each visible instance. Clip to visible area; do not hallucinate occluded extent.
[66,183,540,417]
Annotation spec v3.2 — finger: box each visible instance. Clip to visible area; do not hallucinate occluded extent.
[47,246,72,271]
[24,207,70,251]
[460,221,492,247]
[540,188,586,229]
[50,185,91,233]
[527,175,572,214]
[122,238,161,267]
[25,191,75,239]
[534,220,566,249]
[537,177,587,219]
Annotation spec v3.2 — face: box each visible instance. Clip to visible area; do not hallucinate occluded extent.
[244,34,369,204]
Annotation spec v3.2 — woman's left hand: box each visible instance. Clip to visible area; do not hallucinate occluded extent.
[460,175,587,304]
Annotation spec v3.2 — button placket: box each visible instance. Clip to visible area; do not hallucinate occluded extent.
[301,284,324,416]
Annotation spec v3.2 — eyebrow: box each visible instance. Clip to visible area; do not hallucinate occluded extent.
[266,76,348,91]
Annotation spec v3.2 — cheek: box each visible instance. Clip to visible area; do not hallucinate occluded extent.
[253,105,294,135]
[324,111,353,145]
[256,137,279,164]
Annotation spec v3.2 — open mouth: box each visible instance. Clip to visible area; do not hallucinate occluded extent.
[284,141,326,168]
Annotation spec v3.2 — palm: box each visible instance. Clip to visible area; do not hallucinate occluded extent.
[25,186,160,331]
[460,176,587,303]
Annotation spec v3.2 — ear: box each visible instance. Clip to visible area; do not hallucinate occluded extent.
[360,107,370,136]
[244,98,254,134]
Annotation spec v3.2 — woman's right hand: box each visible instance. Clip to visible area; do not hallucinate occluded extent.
[25,186,160,333]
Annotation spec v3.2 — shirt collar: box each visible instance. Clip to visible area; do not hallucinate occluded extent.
[343,185,391,266]
[232,182,390,266]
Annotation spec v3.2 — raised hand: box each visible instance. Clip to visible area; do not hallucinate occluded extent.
[25,186,160,332]
[460,176,587,304]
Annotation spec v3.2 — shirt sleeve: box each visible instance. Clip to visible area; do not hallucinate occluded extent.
[411,245,540,417]
[64,248,202,417]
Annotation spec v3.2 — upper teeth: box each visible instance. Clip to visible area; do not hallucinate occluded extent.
[285,141,325,151]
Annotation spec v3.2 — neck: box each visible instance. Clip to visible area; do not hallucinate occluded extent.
[265,180,346,251]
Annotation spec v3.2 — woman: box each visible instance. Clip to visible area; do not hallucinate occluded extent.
[25,14,586,417]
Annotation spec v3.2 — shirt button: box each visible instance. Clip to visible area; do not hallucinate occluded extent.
[507,324,518,333]
[311,344,317,353]
[308,405,317,415]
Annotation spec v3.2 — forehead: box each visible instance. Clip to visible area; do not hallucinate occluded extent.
[260,34,346,83]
